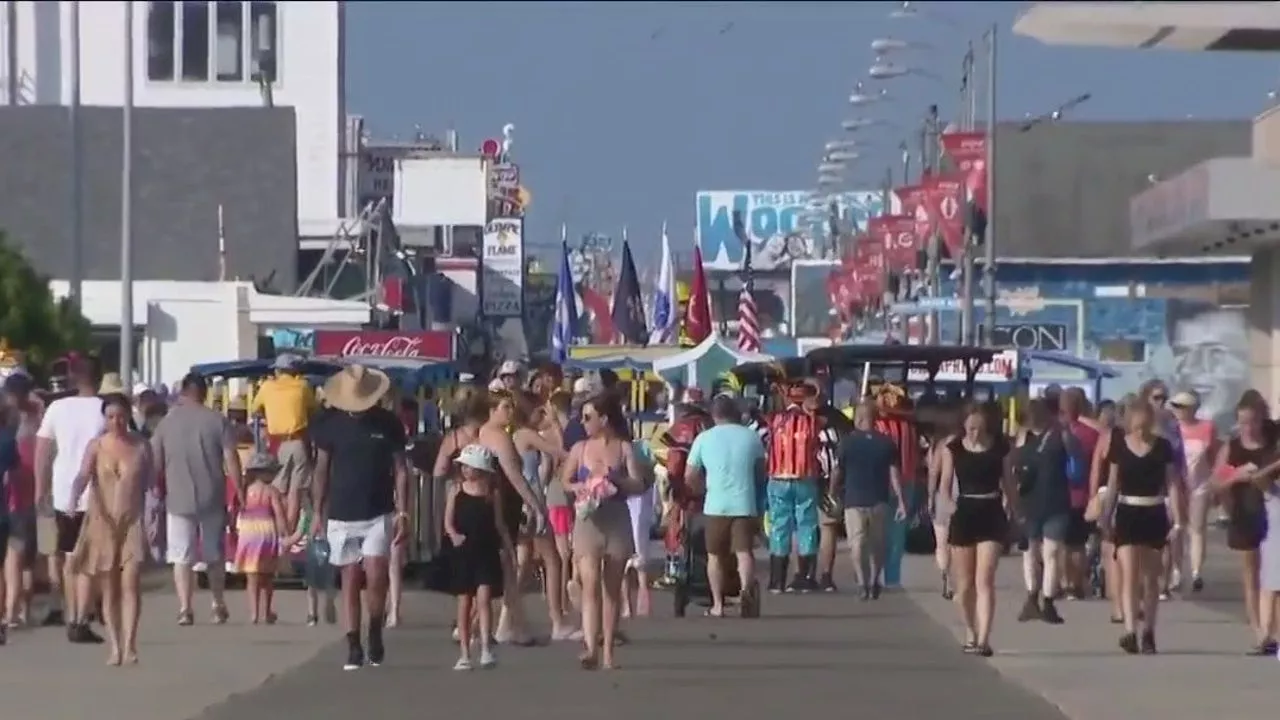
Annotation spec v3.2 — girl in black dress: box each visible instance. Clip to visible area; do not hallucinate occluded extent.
[1101,397,1184,655]
[444,444,513,671]
[1212,399,1274,654]
[938,405,1016,657]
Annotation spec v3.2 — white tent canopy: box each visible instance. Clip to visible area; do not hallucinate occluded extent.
[652,333,774,388]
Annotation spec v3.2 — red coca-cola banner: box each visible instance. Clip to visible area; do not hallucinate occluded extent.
[924,174,966,259]
[893,184,932,247]
[867,215,919,271]
[313,330,454,361]
[940,131,988,213]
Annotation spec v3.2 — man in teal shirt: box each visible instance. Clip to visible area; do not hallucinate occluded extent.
[687,396,766,617]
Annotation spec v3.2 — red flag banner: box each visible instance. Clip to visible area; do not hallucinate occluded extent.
[924,175,966,259]
[893,184,931,249]
[867,215,919,271]
[684,246,713,345]
[940,131,988,213]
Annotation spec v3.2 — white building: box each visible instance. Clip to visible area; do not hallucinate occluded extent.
[4,0,345,226]
[1015,1,1280,401]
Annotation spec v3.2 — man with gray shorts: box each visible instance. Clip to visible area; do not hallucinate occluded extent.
[151,373,242,625]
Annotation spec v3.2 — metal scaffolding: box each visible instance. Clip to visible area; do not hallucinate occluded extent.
[293,197,397,307]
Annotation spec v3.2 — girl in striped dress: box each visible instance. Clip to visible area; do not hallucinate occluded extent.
[234,453,288,624]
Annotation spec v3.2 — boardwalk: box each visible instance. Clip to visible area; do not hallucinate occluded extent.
[0,531,1271,720]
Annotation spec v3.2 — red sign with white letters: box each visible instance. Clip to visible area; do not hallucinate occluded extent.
[313,330,454,361]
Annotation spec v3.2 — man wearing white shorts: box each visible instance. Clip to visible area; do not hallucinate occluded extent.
[151,373,242,625]
[311,365,409,671]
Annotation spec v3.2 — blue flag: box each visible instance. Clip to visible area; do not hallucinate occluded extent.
[550,241,579,363]
[610,241,648,345]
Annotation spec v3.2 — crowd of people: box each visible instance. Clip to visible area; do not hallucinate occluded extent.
[0,349,1277,673]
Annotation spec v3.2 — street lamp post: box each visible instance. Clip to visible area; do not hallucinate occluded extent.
[982,26,998,348]
[120,2,135,384]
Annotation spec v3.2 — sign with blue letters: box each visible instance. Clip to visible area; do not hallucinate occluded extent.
[696,190,888,271]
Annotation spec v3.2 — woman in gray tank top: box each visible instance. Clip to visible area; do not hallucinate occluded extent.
[511,393,576,641]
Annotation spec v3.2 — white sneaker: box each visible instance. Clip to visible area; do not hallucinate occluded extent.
[479,648,497,668]
[453,657,473,671]
[451,625,461,641]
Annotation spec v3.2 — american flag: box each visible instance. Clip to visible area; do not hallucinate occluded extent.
[733,210,761,353]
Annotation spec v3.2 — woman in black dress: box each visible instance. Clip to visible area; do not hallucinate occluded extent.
[1212,398,1275,654]
[938,405,1016,657]
[1101,397,1184,655]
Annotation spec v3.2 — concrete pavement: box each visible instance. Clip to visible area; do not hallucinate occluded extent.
[0,533,1269,720]
[904,535,1272,720]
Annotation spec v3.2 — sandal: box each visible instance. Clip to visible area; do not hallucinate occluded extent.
[177,610,194,627]
[579,651,599,670]
[703,607,725,618]
[211,605,229,625]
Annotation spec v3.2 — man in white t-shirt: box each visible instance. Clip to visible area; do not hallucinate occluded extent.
[34,358,105,644]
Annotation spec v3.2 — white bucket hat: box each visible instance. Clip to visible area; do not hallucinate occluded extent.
[455,444,496,472]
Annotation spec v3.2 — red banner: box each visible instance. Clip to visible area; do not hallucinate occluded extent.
[940,131,988,213]
[867,215,919,271]
[893,184,931,248]
[924,174,966,259]
[313,330,454,361]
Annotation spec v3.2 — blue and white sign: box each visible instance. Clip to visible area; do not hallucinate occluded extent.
[696,190,890,271]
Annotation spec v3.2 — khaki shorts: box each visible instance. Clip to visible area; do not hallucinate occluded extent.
[704,515,757,555]
[843,505,888,548]
[273,438,311,495]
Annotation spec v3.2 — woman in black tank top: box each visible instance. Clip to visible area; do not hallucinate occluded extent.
[1102,397,1183,655]
[936,406,1016,657]
[1213,401,1275,654]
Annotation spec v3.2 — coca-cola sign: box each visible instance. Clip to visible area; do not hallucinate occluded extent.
[313,330,453,361]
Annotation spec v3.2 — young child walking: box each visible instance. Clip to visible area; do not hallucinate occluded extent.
[284,498,338,626]
[234,452,288,624]
[445,444,511,670]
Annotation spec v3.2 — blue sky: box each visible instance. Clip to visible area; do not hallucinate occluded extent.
[346,1,1280,266]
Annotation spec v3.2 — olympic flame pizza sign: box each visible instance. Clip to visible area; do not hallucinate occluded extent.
[481,218,525,317]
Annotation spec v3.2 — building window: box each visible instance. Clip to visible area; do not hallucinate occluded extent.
[180,1,210,80]
[145,1,278,84]
[1098,339,1147,363]
[214,1,243,81]
[146,2,176,81]
[249,1,278,83]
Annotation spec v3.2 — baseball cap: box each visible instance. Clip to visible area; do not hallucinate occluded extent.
[456,444,496,472]
[244,451,281,473]
[1170,390,1200,409]
[272,354,302,371]
[498,360,521,377]
[487,378,505,392]
[572,376,601,395]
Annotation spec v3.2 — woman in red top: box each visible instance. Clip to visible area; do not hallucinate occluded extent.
[3,373,41,627]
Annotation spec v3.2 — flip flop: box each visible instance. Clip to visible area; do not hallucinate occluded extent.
[703,607,725,618]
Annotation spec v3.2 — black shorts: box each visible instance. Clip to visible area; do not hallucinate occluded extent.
[55,512,85,555]
[948,497,1008,548]
[1064,510,1092,548]
[6,511,37,567]
[1113,504,1169,550]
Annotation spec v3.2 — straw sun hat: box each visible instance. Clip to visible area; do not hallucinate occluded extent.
[322,364,391,413]
[98,372,128,396]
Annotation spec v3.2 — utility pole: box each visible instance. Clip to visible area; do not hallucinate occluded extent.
[69,1,83,312]
[120,1,135,383]
[922,104,941,343]
[959,42,977,345]
[982,25,999,347]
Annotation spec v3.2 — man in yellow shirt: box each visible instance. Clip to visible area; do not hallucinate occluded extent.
[251,354,317,527]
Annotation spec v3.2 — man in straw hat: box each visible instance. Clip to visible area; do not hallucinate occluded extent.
[34,353,104,643]
[310,364,409,670]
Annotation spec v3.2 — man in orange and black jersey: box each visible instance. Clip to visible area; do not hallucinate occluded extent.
[764,383,824,593]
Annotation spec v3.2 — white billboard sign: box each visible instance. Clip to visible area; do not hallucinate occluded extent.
[481,218,525,317]
[398,156,489,227]
[357,147,398,211]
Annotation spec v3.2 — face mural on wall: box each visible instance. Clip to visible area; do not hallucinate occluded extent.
[1163,300,1249,432]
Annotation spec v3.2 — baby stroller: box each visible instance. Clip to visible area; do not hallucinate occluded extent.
[671,512,743,617]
